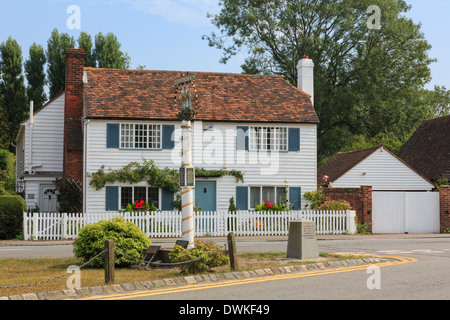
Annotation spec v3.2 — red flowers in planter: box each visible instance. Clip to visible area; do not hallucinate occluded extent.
[135,200,145,209]
[264,201,275,208]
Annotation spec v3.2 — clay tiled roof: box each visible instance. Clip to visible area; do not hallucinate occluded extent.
[317,146,382,185]
[82,68,319,124]
[398,115,450,180]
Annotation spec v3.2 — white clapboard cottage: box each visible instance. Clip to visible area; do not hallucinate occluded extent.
[15,94,65,211]
[16,49,320,213]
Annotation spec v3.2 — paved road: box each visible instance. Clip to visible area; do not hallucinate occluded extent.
[2,234,450,302]
[118,236,450,301]
[1,234,450,258]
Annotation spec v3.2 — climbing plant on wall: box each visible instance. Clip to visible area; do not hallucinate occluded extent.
[88,160,244,192]
[89,160,179,192]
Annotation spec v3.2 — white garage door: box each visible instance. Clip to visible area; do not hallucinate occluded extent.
[373,192,440,234]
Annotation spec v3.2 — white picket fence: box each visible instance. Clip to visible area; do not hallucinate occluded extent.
[22,210,357,241]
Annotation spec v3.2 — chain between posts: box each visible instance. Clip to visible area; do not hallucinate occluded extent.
[114,247,226,267]
[0,245,227,289]
[0,250,106,289]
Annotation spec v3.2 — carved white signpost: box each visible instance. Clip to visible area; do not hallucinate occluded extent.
[175,74,198,248]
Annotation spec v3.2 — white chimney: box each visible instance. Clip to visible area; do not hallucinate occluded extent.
[297,56,314,105]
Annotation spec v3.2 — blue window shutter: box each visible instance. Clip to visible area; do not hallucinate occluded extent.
[288,128,300,151]
[289,187,302,210]
[107,124,120,148]
[105,186,119,211]
[236,186,249,210]
[162,125,175,149]
[161,188,174,210]
[236,126,249,150]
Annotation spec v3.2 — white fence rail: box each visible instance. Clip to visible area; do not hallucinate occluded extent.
[23,210,357,241]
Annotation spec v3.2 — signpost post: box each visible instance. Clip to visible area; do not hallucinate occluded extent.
[175,74,198,249]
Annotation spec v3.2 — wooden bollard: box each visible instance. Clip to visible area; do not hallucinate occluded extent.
[104,239,115,285]
[227,232,239,271]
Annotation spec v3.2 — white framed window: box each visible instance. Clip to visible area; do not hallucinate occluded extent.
[121,124,133,148]
[249,186,288,209]
[120,186,160,210]
[249,126,287,151]
[120,123,162,149]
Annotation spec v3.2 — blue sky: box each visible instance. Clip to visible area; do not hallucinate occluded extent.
[0,0,448,90]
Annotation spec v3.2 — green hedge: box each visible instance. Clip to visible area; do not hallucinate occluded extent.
[0,195,27,239]
[73,217,151,268]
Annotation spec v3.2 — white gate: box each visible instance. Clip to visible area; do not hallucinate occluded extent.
[372,192,440,234]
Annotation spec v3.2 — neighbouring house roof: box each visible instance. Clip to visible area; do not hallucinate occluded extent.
[317,146,382,186]
[82,68,320,124]
[318,145,433,187]
[16,91,65,142]
[398,115,450,181]
[19,91,65,125]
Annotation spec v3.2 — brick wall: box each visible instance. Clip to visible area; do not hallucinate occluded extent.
[63,48,86,184]
[321,185,373,233]
[361,186,373,232]
[440,186,450,233]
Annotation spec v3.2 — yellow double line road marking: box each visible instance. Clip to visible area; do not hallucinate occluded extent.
[83,255,416,301]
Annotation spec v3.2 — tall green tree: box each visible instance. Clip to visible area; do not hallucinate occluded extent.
[46,28,75,99]
[0,97,10,150]
[77,32,96,68]
[0,37,28,146]
[94,32,131,69]
[422,85,450,117]
[24,43,47,110]
[204,0,435,161]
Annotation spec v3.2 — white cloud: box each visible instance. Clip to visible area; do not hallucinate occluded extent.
[123,0,219,27]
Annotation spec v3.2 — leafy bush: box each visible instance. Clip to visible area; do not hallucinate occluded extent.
[0,195,27,239]
[319,175,330,187]
[228,196,237,213]
[434,179,449,192]
[356,222,371,235]
[169,240,229,274]
[73,217,151,267]
[304,189,329,209]
[317,199,352,211]
[304,190,352,211]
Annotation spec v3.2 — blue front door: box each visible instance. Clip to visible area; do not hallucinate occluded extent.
[195,181,216,212]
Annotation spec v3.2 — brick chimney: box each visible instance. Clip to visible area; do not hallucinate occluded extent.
[297,56,314,105]
[63,48,86,183]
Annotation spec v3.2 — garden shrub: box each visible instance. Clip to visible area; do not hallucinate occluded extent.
[304,189,329,209]
[317,199,352,211]
[0,195,27,239]
[169,240,229,274]
[73,216,151,267]
[434,179,449,191]
[304,190,352,211]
